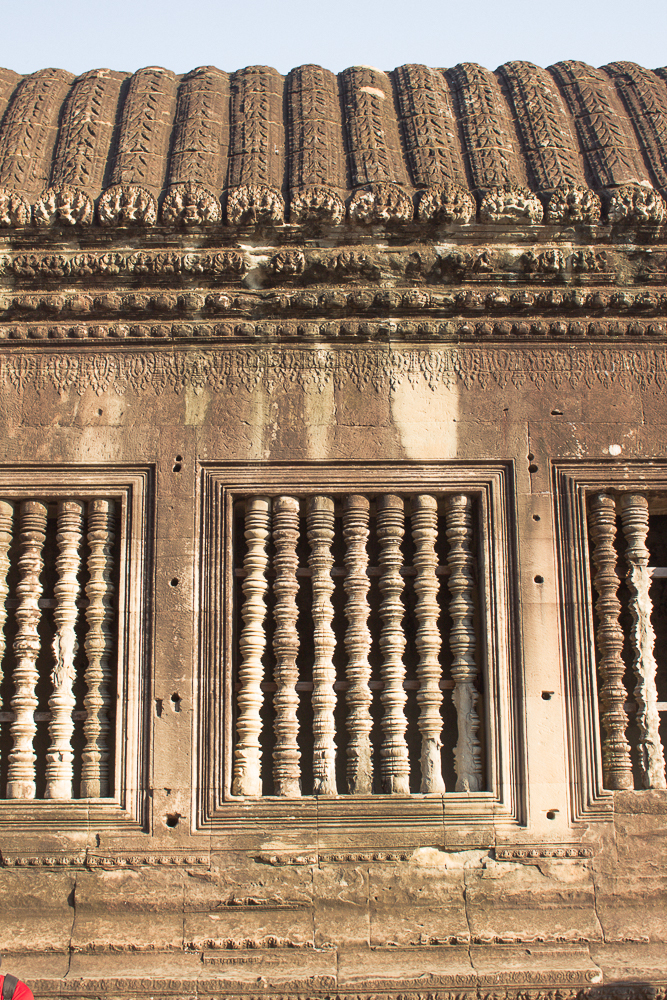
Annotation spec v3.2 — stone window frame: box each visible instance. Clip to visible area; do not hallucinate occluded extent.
[197,462,523,841]
[0,465,152,830]
[554,460,667,824]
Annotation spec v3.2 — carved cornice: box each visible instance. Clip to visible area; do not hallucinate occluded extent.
[1,346,667,396]
[0,245,665,287]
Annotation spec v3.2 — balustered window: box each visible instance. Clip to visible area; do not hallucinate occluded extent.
[587,491,667,791]
[0,469,151,824]
[201,465,519,827]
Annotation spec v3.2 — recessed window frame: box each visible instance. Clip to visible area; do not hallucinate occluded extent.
[554,460,667,823]
[0,465,153,831]
[198,462,523,839]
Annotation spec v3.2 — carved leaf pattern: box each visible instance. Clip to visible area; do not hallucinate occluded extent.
[340,66,410,188]
[286,65,347,192]
[0,69,74,198]
[549,60,651,188]
[51,69,128,196]
[227,66,285,190]
[109,67,178,194]
[393,64,468,188]
[448,63,527,190]
[0,68,20,120]
[605,62,667,194]
[0,60,662,228]
[499,61,587,192]
[168,66,230,192]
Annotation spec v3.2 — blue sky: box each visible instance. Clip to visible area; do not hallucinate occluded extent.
[2,0,666,75]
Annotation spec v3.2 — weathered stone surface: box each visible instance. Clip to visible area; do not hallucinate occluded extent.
[0,53,664,1000]
[313,864,369,946]
[0,873,76,952]
[369,864,469,946]
[70,869,187,952]
[465,860,602,943]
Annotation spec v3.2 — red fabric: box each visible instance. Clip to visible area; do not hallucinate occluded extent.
[0,977,33,1000]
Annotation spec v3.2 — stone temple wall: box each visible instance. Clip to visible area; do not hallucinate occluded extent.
[0,58,664,1000]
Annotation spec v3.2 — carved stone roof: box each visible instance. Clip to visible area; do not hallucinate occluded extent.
[0,61,666,230]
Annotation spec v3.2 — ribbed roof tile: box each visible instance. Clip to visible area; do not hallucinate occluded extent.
[0,60,663,228]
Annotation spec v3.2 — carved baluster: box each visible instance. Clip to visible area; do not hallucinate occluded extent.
[7,500,47,799]
[377,495,410,794]
[412,495,446,793]
[588,493,633,790]
[343,495,372,794]
[446,495,482,792]
[307,496,337,795]
[0,500,14,697]
[619,494,667,789]
[233,497,271,797]
[81,500,116,798]
[272,496,301,797]
[46,500,84,799]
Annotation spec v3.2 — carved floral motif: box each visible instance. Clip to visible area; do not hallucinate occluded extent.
[161,182,221,225]
[1,346,667,396]
[0,187,31,227]
[289,186,345,225]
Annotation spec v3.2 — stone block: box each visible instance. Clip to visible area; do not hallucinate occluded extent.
[338,943,476,989]
[313,864,369,947]
[465,859,602,943]
[369,862,468,946]
[0,871,76,953]
[70,868,186,952]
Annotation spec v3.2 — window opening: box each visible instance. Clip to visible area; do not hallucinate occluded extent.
[587,491,667,791]
[0,497,120,800]
[231,491,485,798]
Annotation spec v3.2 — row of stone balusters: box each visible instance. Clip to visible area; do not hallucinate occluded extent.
[588,492,667,790]
[232,493,483,797]
[0,498,115,799]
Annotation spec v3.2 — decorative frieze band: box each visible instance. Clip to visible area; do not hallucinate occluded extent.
[2,316,667,344]
[1,346,667,396]
[0,244,666,287]
[0,244,667,289]
[0,852,209,867]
